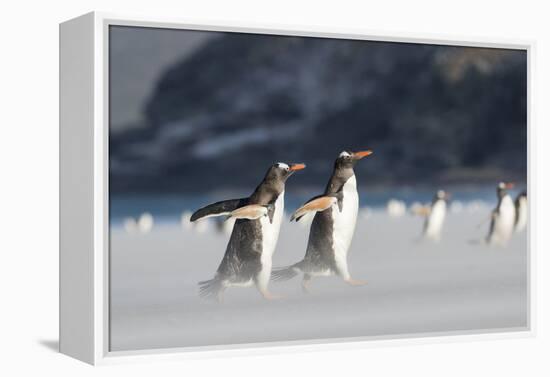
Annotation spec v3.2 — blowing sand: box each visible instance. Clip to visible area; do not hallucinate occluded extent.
[110,210,528,351]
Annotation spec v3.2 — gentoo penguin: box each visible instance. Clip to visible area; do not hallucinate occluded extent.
[272,150,372,292]
[514,191,527,233]
[486,182,515,246]
[421,190,450,242]
[190,162,305,301]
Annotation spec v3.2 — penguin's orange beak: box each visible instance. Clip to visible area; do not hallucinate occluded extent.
[289,163,306,171]
[505,182,515,189]
[352,150,373,160]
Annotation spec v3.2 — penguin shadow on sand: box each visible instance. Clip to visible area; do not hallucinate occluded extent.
[272,150,373,294]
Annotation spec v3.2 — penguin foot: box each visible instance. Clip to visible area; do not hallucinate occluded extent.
[345,278,368,287]
[261,291,285,300]
[301,280,312,294]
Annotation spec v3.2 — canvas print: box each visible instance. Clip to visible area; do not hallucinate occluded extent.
[108,25,528,352]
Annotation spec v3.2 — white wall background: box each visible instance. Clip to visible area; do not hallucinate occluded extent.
[0,0,548,375]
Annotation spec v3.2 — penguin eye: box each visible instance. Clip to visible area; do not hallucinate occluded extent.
[276,163,290,171]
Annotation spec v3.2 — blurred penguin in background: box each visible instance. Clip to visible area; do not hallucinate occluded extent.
[514,191,527,233]
[213,217,236,236]
[387,199,406,217]
[420,190,450,242]
[486,182,515,246]
[137,212,154,233]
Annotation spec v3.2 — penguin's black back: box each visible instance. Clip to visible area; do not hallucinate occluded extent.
[302,209,338,273]
[299,165,356,274]
[215,181,280,283]
[216,218,264,283]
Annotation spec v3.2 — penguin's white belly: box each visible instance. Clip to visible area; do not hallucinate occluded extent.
[332,176,359,277]
[515,198,527,232]
[424,201,446,241]
[489,196,515,245]
[257,192,284,283]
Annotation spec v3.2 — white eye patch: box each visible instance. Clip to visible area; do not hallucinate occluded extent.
[277,162,290,170]
[339,151,351,157]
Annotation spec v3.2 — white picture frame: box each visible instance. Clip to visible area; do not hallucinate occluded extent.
[59,11,534,365]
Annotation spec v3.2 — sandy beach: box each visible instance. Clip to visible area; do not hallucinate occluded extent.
[110,209,528,352]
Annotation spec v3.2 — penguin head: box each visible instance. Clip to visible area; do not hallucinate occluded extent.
[435,190,450,200]
[335,150,373,169]
[265,162,306,183]
[497,182,514,198]
[435,190,450,201]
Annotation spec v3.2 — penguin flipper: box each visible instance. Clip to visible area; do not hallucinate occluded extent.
[294,214,306,222]
[290,196,337,222]
[486,212,497,242]
[227,204,268,221]
[191,198,248,222]
[412,205,431,217]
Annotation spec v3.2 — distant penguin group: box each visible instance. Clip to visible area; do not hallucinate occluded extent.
[413,183,526,246]
[123,212,154,234]
[486,182,524,246]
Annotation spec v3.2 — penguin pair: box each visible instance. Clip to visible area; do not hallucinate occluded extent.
[486,182,527,246]
[191,150,372,301]
[420,183,526,246]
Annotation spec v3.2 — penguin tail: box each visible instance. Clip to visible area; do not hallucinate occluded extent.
[271,263,302,282]
[198,278,224,301]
